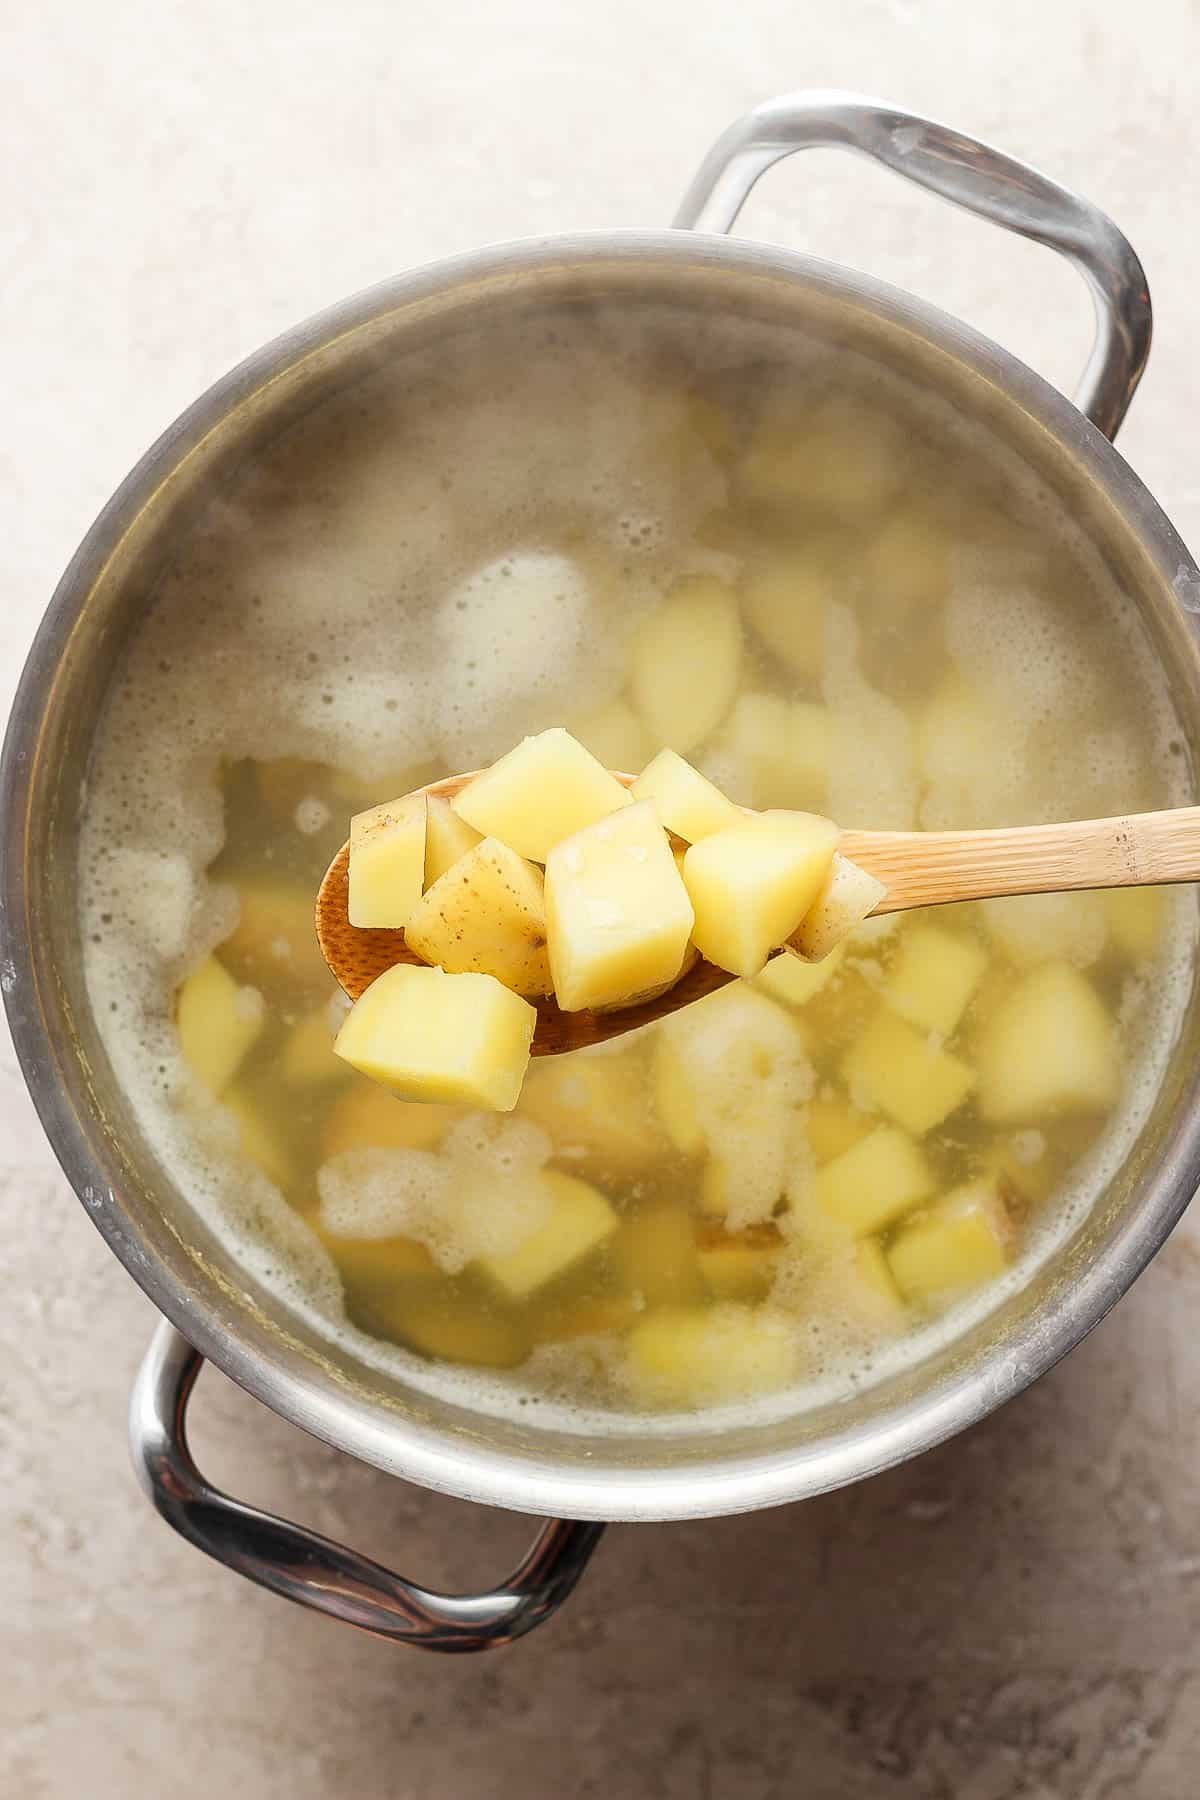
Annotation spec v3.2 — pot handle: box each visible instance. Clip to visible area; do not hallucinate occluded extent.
[129,1320,604,1651]
[674,90,1151,441]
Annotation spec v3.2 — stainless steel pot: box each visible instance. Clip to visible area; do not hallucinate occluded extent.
[5,91,1199,1652]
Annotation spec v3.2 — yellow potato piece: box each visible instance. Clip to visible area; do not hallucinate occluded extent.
[695,1223,784,1300]
[334,965,535,1112]
[1102,886,1166,962]
[754,941,845,1008]
[281,1002,344,1085]
[737,398,904,516]
[629,575,742,754]
[545,800,694,1012]
[740,543,837,679]
[842,1008,975,1137]
[846,1237,907,1324]
[626,1304,800,1407]
[397,1300,529,1369]
[321,1081,460,1159]
[976,961,1120,1123]
[789,854,888,962]
[477,1170,617,1298]
[885,925,988,1037]
[683,811,838,978]
[348,793,427,928]
[861,503,952,614]
[223,1086,293,1189]
[323,1227,440,1293]
[568,698,653,775]
[518,1055,661,1169]
[616,1202,705,1305]
[405,837,552,997]
[220,879,330,997]
[814,1124,934,1236]
[534,1291,641,1344]
[804,1094,873,1165]
[723,693,828,810]
[176,957,264,1096]
[423,795,483,888]
[630,748,741,843]
[887,1181,1015,1302]
[451,727,630,862]
[652,1034,706,1156]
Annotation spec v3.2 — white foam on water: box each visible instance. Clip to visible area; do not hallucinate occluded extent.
[76,303,1198,1437]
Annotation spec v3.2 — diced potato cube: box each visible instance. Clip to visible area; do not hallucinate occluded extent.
[683,811,838,978]
[652,1034,706,1155]
[976,961,1120,1123]
[519,1055,660,1168]
[696,1223,784,1299]
[477,1170,617,1297]
[755,941,845,1008]
[221,880,330,997]
[814,1125,934,1236]
[334,965,535,1112]
[1103,887,1166,962]
[629,575,742,754]
[789,854,888,962]
[545,800,694,1011]
[451,727,630,862]
[223,1086,293,1189]
[740,544,834,679]
[800,963,879,1060]
[615,1202,704,1305]
[887,1181,1015,1302]
[404,837,551,997]
[423,795,483,888]
[980,891,1107,969]
[737,399,903,516]
[534,1292,641,1343]
[804,1094,873,1164]
[847,1237,907,1324]
[842,1008,975,1136]
[885,925,988,1037]
[861,503,952,613]
[281,1001,344,1085]
[348,793,427,928]
[568,698,653,775]
[626,1304,800,1406]
[321,1082,460,1158]
[396,1300,529,1368]
[631,748,741,843]
[323,1227,441,1293]
[176,957,264,1095]
[723,693,829,810]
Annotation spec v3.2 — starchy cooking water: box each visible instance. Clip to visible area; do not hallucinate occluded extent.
[78,304,1195,1428]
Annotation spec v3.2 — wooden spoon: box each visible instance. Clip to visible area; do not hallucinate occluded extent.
[315,772,1200,1056]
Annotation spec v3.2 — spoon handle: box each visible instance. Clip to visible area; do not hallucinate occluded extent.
[844,807,1200,916]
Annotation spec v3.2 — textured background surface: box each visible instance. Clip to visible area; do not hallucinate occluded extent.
[3,4,1200,1794]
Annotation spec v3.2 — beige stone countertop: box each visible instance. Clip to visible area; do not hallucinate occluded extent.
[4,3,1200,1794]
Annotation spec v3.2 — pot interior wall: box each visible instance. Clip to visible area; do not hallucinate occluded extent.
[12,243,1200,1512]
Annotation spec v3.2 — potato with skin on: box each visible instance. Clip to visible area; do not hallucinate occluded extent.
[885,924,988,1038]
[887,1181,1015,1302]
[476,1170,618,1298]
[976,961,1120,1123]
[405,837,552,997]
[682,810,838,979]
[176,957,264,1096]
[814,1124,934,1236]
[789,854,888,962]
[450,727,630,862]
[842,1007,975,1137]
[348,792,427,928]
[630,749,741,843]
[334,965,536,1112]
[629,575,742,755]
[422,795,482,888]
[545,800,694,1012]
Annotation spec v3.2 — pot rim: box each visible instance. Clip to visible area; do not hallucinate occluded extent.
[4,226,1199,1521]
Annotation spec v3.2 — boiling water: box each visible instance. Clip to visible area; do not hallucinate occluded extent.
[77,303,1195,1429]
